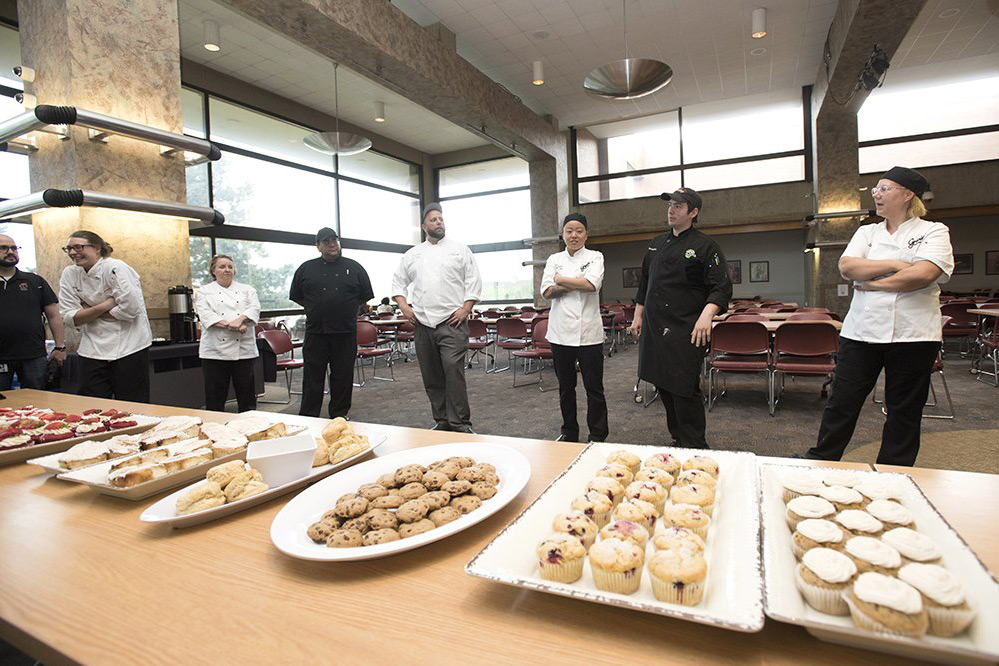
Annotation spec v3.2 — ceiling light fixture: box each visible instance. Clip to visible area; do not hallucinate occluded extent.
[374,101,386,123]
[938,8,961,18]
[583,0,672,100]
[751,8,767,39]
[750,47,767,56]
[304,63,372,156]
[203,20,221,52]
[532,61,544,86]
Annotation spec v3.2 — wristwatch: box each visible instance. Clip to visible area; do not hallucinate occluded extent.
[53,346,67,351]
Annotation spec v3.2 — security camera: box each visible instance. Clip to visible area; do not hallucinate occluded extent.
[922,190,935,202]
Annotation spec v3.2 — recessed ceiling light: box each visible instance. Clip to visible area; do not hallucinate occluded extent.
[751,47,767,56]
[939,8,960,18]
[532,30,549,40]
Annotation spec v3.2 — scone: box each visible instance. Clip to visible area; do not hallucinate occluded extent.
[176,481,226,515]
[223,468,265,502]
[206,460,247,489]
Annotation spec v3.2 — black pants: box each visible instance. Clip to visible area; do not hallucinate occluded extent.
[78,347,150,404]
[655,385,708,449]
[808,337,938,466]
[300,332,356,419]
[202,357,257,413]
[551,342,608,442]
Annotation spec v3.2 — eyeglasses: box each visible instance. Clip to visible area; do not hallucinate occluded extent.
[62,244,94,254]
[870,185,898,195]
[0,245,20,252]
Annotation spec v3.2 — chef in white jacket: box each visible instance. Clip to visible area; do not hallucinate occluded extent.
[194,254,261,412]
[58,230,153,402]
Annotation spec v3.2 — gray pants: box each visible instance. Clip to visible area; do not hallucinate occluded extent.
[414,320,471,432]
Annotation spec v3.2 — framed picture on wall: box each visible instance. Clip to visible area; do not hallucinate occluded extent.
[750,260,770,283]
[987,251,999,275]
[726,260,742,285]
[622,266,642,288]
[953,253,973,275]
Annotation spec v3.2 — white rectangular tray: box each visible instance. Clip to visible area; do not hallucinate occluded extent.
[465,443,764,633]
[0,415,160,465]
[759,462,999,665]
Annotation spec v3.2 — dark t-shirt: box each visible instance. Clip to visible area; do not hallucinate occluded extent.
[289,256,374,334]
[0,269,58,360]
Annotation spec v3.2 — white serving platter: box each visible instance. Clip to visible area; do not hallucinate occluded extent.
[0,414,161,465]
[465,443,764,633]
[139,430,386,528]
[759,462,999,665]
[270,442,531,562]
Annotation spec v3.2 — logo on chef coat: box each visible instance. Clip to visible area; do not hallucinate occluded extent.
[907,235,925,249]
[685,249,696,259]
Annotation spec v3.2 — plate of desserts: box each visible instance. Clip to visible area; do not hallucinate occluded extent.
[465,442,764,633]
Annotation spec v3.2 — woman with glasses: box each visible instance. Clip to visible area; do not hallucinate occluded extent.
[805,166,954,466]
[194,254,261,412]
[58,230,153,402]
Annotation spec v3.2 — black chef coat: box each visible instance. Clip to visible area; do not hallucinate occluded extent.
[289,256,373,334]
[635,226,732,396]
[0,269,58,360]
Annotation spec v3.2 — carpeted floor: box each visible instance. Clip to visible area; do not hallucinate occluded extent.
[250,340,999,475]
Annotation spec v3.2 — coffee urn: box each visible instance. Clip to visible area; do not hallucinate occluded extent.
[168,285,196,343]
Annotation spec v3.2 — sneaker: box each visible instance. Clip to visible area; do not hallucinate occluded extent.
[454,426,476,435]
[430,422,451,432]
[555,434,578,442]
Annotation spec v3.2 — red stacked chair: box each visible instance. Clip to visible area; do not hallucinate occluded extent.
[512,317,553,391]
[707,321,772,412]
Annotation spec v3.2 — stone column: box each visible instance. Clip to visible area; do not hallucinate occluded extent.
[18,0,190,339]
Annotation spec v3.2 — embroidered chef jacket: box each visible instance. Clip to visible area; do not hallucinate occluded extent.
[195,280,261,361]
[540,247,605,346]
[391,237,482,328]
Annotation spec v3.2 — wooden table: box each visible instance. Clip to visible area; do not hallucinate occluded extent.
[0,390,993,665]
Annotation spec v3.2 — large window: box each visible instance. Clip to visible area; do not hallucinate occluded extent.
[475,249,533,302]
[0,222,36,273]
[214,239,317,311]
[338,180,419,245]
[438,190,530,246]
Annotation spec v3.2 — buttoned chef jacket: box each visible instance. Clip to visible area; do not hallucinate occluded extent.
[840,217,954,343]
[541,247,605,347]
[194,280,261,361]
[290,256,373,334]
[635,226,731,396]
[391,237,482,328]
[59,258,153,361]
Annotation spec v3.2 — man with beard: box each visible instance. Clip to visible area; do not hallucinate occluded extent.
[392,203,482,433]
[0,234,67,390]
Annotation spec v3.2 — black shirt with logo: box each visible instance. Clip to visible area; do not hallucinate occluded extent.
[289,257,374,334]
[0,269,58,360]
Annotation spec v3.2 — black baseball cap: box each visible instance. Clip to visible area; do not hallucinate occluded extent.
[660,188,703,211]
[881,166,930,198]
[316,227,338,243]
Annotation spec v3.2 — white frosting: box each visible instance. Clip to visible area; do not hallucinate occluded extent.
[796,518,844,544]
[783,472,824,495]
[74,422,106,434]
[845,536,902,568]
[819,485,863,506]
[855,478,901,501]
[802,547,856,583]
[881,528,941,562]
[836,510,883,533]
[59,440,108,461]
[823,470,861,488]
[853,572,923,614]
[898,563,966,606]
[787,495,835,518]
[865,500,913,526]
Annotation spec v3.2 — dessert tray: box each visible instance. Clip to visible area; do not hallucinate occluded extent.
[0,413,160,465]
[759,462,999,665]
[270,442,531,562]
[139,430,387,528]
[465,443,765,633]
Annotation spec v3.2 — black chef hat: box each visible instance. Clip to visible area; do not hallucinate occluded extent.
[881,166,930,198]
[562,213,588,229]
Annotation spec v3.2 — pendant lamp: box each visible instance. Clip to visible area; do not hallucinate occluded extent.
[304,63,372,156]
[583,0,672,100]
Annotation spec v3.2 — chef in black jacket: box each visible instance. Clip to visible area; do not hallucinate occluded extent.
[629,188,731,449]
[289,227,373,419]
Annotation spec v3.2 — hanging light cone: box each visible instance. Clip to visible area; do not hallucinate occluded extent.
[304,63,371,156]
[583,0,672,100]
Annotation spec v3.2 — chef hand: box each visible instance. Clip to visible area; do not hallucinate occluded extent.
[399,303,417,324]
[447,305,471,327]
[691,312,713,347]
[214,320,231,329]
[49,349,67,366]
[227,316,247,331]
[628,318,642,338]
[97,297,118,321]
[238,325,247,333]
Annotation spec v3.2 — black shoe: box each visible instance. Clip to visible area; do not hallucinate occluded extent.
[431,422,451,431]
[555,434,578,442]
[454,426,476,435]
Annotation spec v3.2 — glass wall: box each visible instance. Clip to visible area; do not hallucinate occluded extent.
[0,222,36,273]
[214,239,317,311]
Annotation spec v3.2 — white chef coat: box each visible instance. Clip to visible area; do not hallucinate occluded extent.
[194,280,261,361]
[59,257,153,360]
[839,217,954,344]
[541,247,605,347]
[391,237,482,327]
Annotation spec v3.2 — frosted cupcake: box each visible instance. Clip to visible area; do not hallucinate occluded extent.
[795,547,857,615]
[612,498,657,534]
[792,518,845,560]
[595,462,634,487]
[681,455,719,479]
[599,519,650,548]
[624,480,668,513]
[670,483,715,516]
[570,490,614,527]
[653,527,705,556]
[786,496,836,531]
[818,485,864,512]
[835,509,884,538]
[662,503,711,539]
[552,510,599,550]
[588,537,645,594]
[881,528,942,565]
[854,477,902,505]
[865,499,915,530]
[635,466,675,491]
[898,563,976,637]
[782,472,824,503]
[643,452,681,478]
[822,469,861,488]
[535,533,586,583]
[843,572,928,637]
[606,449,641,474]
[586,476,625,506]
[844,536,902,575]
[648,548,707,606]
[675,468,718,491]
